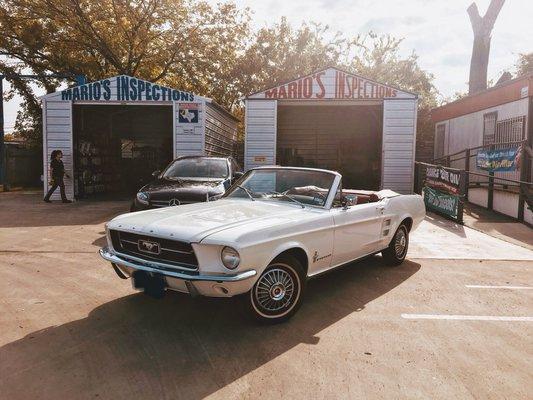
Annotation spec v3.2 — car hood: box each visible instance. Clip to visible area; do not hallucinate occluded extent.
[108,199,317,243]
[140,179,224,199]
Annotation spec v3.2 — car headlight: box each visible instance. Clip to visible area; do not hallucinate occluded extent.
[221,246,240,270]
[136,192,149,205]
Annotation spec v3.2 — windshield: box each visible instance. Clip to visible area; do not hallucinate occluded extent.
[224,168,336,207]
[162,158,228,179]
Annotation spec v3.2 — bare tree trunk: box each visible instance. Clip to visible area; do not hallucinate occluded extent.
[467,0,505,95]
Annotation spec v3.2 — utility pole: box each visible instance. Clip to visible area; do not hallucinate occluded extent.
[0,74,86,191]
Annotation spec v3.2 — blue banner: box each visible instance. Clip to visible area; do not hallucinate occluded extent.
[476,146,521,172]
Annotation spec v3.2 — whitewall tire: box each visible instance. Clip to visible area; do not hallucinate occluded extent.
[382,224,409,266]
[247,255,306,323]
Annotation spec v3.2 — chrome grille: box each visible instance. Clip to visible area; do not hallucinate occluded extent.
[109,230,198,270]
[150,199,195,208]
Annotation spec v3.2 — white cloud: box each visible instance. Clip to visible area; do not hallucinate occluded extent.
[228,0,533,98]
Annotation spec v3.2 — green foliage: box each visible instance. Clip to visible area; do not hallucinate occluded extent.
[0,1,438,146]
[0,0,250,144]
[345,32,438,110]
[515,52,533,77]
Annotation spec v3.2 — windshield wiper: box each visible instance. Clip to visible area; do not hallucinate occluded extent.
[236,185,255,201]
[267,191,305,208]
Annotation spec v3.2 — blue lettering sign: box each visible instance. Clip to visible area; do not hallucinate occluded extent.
[152,84,160,100]
[137,80,145,100]
[119,76,128,101]
[102,79,111,100]
[80,85,88,100]
[145,82,152,100]
[129,77,138,100]
[72,87,80,101]
[59,77,194,103]
[93,82,101,100]
[61,90,72,101]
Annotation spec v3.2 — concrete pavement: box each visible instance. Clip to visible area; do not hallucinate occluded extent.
[0,192,532,399]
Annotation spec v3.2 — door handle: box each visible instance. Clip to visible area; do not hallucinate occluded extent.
[376,205,386,213]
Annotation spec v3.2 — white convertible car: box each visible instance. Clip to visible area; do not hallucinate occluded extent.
[100,166,425,322]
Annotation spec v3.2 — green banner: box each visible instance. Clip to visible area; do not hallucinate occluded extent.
[423,186,459,219]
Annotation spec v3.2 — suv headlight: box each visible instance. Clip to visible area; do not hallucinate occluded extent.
[221,246,240,270]
[136,192,149,205]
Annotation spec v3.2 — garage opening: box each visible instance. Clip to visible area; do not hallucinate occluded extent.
[72,105,173,199]
[276,103,383,189]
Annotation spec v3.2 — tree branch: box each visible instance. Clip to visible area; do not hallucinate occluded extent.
[467,3,482,34]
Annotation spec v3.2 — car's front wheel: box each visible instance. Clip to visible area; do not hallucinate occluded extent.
[247,255,306,323]
[382,224,409,265]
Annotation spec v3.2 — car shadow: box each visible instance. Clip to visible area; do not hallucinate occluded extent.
[92,235,108,247]
[0,257,420,399]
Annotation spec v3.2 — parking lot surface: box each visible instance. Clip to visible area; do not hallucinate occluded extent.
[1,192,532,399]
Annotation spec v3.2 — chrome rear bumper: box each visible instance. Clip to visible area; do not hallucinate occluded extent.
[99,247,257,282]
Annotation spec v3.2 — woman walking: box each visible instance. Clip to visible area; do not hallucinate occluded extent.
[44,150,72,203]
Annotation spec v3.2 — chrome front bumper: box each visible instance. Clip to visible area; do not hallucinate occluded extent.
[99,247,257,296]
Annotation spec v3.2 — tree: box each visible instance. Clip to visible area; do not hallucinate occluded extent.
[346,33,437,110]
[515,52,533,77]
[235,18,349,101]
[0,0,250,144]
[1,1,438,155]
[467,0,505,95]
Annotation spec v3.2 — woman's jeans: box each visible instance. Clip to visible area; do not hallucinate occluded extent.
[44,176,67,201]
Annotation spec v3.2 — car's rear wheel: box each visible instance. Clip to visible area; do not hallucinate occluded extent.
[247,255,306,323]
[382,224,409,265]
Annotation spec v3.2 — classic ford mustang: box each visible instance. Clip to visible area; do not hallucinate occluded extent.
[100,166,425,322]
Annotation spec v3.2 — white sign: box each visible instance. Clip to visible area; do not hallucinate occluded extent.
[248,67,415,100]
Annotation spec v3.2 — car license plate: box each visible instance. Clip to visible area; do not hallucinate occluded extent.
[133,271,166,298]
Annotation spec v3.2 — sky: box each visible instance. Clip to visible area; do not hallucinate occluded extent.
[2,0,533,134]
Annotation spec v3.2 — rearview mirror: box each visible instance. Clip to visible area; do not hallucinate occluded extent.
[152,170,161,178]
[233,171,244,179]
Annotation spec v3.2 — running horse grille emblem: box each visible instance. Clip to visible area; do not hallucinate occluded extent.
[138,239,161,255]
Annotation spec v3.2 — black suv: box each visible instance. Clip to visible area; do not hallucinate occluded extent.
[131,155,243,211]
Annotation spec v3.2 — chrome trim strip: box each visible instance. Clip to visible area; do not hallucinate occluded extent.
[161,247,194,255]
[107,247,198,271]
[120,238,193,255]
[99,247,257,282]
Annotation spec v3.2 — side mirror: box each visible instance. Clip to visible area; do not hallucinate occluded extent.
[341,194,357,210]
[152,170,161,178]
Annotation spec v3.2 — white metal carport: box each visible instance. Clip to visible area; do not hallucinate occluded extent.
[244,67,418,193]
[41,75,238,200]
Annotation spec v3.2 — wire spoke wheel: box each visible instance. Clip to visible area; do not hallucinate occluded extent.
[394,228,407,258]
[382,224,409,266]
[251,263,301,320]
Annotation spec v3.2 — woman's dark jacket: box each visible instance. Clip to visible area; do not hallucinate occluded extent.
[51,159,65,179]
